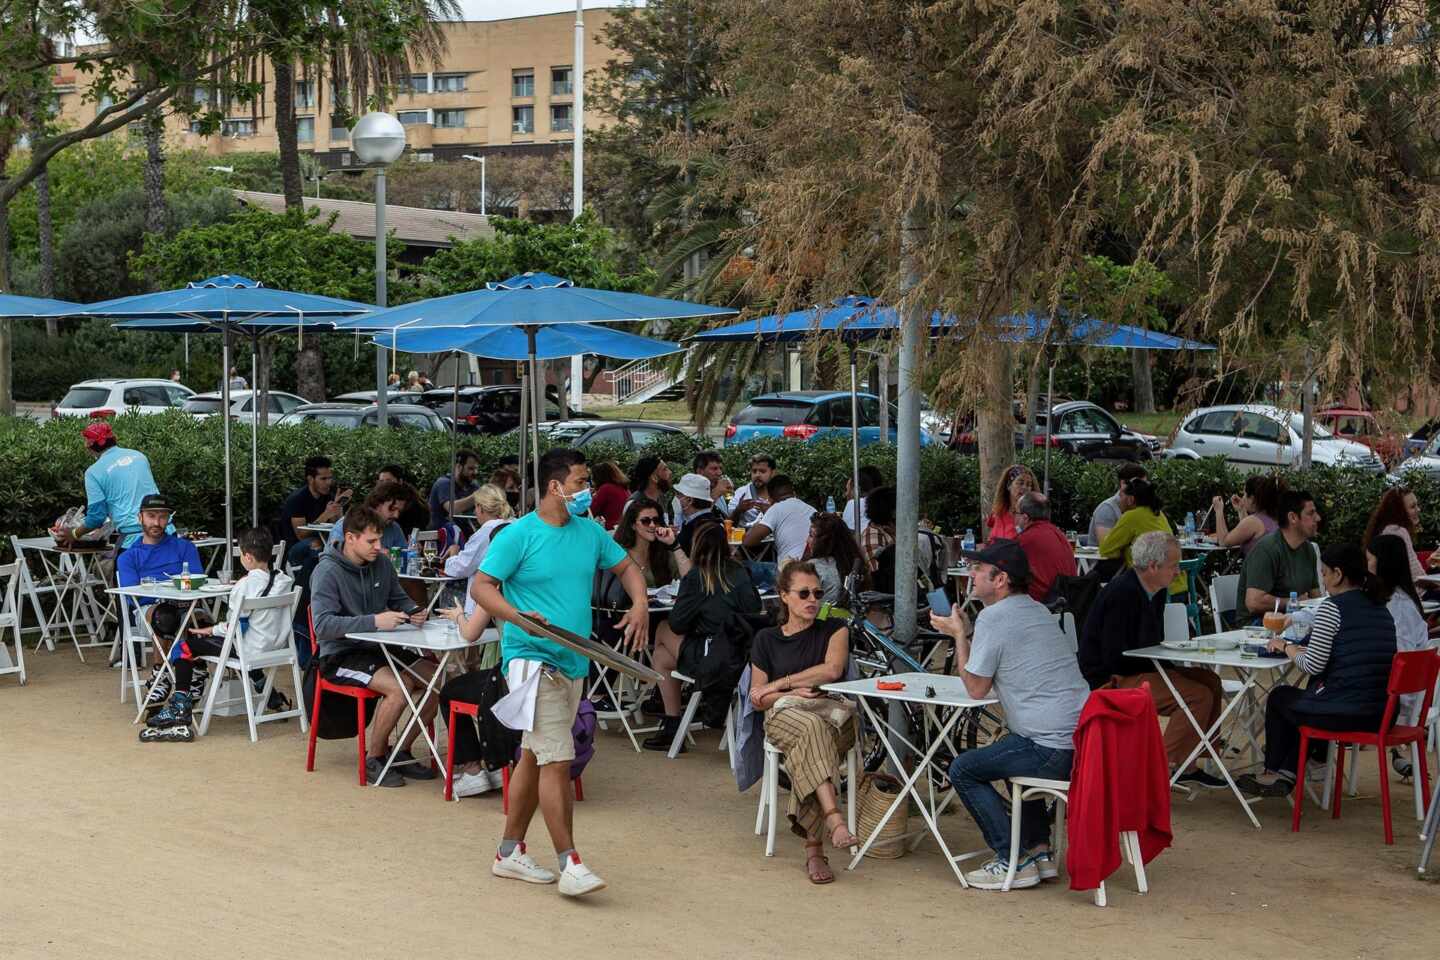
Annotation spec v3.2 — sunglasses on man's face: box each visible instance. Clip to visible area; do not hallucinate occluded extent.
[789,588,821,600]
[636,516,660,527]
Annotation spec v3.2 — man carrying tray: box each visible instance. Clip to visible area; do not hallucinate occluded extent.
[475,447,649,898]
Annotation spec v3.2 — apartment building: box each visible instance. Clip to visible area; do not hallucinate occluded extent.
[51,6,624,168]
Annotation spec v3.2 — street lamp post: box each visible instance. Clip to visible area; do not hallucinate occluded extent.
[353,111,407,427]
[571,0,586,411]
[462,154,487,216]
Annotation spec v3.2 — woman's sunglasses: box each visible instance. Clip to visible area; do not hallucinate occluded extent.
[636,516,660,527]
[788,588,821,600]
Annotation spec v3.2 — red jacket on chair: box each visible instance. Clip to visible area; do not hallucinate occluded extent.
[1066,686,1172,891]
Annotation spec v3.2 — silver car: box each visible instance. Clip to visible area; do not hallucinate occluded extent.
[1165,404,1385,473]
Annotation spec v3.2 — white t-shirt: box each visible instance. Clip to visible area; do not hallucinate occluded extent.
[444,517,508,615]
[213,567,297,660]
[759,497,817,563]
[842,497,869,535]
[731,482,770,526]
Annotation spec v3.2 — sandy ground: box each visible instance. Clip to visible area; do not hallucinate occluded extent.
[2,649,1436,960]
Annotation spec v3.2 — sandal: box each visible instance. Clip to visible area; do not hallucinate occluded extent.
[824,808,858,850]
[804,843,834,884]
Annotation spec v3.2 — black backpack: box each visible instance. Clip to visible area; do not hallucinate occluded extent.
[677,610,766,728]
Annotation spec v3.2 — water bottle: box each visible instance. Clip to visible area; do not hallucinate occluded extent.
[1184,511,1196,538]
[406,530,419,576]
[962,528,975,553]
[1285,591,1298,639]
[825,494,837,514]
[180,561,192,590]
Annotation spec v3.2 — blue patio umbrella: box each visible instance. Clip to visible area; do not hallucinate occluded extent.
[46,276,375,571]
[341,272,733,498]
[0,292,85,317]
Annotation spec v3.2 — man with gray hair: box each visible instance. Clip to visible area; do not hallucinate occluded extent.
[1014,492,1076,603]
[1078,530,1225,788]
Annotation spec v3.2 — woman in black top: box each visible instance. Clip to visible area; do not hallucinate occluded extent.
[645,523,761,749]
[749,561,856,884]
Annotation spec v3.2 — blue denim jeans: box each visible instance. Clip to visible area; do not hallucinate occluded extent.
[948,733,1075,859]
[746,561,778,593]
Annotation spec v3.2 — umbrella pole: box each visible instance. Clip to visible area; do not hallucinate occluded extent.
[450,350,460,525]
[1044,358,1055,495]
[250,329,259,527]
[848,343,862,532]
[527,326,541,495]
[518,362,530,511]
[221,331,234,581]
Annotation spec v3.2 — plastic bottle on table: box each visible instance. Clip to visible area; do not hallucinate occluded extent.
[825,494,836,514]
[962,528,975,553]
[1285,591,1299,639]
[405,530,419,576]
[180,561,192,590]
[1184,512,1196,539]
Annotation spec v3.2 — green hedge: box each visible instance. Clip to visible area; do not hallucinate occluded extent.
[3,414,1432,556]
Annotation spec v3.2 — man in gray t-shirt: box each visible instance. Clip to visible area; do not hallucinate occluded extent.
[1086,463,1148,544]
[930,540,1090,890]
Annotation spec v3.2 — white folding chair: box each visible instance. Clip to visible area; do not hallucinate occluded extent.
[1005,777,1149,906]
[230,542,286,566]
[1209,574,1241,634]
[196,589,306,741]
[662,669,708,759]
[755,737,859,857]
[117,596,159,705]
[0,562,26,685]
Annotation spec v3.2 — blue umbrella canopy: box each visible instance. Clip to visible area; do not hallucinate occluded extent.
[56,275,373,331]
[335,271,735,332]
[0,292,84,317]
[371,322,682,361]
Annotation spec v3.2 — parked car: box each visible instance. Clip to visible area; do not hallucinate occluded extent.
[275,402,448,432]
[947,400,1155,462]
[1404,417,1440,458]
[182,390,308,424]
[458,384,599,435]
[53,378,194,419]
[1315,408,1405,466]
[520,419,703,452]
[332,389,422,404]
[722,391,937,447]
[1165,404,1385,472]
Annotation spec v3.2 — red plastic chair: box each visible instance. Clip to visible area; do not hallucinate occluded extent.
[1293,649,1440,844]
[442,698,583,807]
[304,607,382,786]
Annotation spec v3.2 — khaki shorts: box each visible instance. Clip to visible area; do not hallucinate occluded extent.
[522,671,584,766]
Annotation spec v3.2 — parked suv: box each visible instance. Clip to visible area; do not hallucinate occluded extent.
[723,391,937,447]
[275,402,447,432]
[1166,404,1385,472]
[948,399,1155,462]
[54,378,193,419]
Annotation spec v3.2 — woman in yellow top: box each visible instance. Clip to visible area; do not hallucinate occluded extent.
[1098,478,1187,594]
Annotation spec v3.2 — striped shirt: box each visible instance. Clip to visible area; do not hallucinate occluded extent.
[1295,597,1341,676]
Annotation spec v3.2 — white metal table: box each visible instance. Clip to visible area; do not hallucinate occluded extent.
[344,622,487,786]
[108,581,232,718]
[821,672,999,886]
[1127,635,1292,829]
[19,538,115,659]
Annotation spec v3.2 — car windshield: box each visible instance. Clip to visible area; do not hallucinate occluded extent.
[1286,414,1333,440]
[539,424,591,443]
[182,398,225,414]
[733,400,811,426]
[59,386,110,408]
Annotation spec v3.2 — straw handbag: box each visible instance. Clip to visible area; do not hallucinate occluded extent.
[855,772,909,859]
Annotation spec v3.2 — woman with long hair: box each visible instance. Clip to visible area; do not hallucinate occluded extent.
[1369,533,1435,777]
[749,561,857,884]
[612,496,685,589]
[1098,477,1186,594]
[590,461,630,530]
[1363,486,1426,581]
[986,465,1037,542]
[645,522,761,749]
[1212,474,1284,555]
[628,455,674,524]
[806,512,865,605]
[1239,544,1398,798]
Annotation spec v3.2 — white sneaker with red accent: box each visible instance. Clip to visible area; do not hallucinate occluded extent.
[558,854,607,897]
[492,844,556,884]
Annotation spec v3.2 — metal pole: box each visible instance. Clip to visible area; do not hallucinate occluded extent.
[1300,346,1314,469]
[518,363,530,513]
[374,168,389,428]
[849,344,862,531]
[893,205,924,651]
[450,350,460,523]
[250,330,259,527]
[878,351,890,439]
[571,355,584,412]
[528,327,542,495]
[481,157,487,216]
[573,0,585,218]
[220,331,234,581]
[1044,358,1055,495]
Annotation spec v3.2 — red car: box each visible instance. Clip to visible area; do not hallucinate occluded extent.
[1316,408,1405,466]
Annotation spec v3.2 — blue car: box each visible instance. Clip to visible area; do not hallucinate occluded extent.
[723,391,937,447]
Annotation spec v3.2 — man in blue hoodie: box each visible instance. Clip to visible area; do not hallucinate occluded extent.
[117,494,204,726]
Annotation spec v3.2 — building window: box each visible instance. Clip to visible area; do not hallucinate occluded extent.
[295,116,314,142]
[294,80,315,108]
[434,109,466,128]
[404,74,430,94]
[512,69,534,98]
[397,109,430,125]
[433,73,467,93]
[551,66,573,95]
[512,105,534,135]
[222,118,255,138]
[330,117,349,140]
[550,104,572,132]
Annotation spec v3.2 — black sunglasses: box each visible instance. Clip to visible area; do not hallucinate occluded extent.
[636,516,660,527]
[789,588,821,600]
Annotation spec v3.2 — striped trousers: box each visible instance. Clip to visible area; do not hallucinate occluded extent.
[765,706,857,840]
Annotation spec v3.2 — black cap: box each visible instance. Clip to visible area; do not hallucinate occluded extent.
[960,538,1030,580]
[138,493,173,513]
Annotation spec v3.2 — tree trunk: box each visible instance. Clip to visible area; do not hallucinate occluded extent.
[29,108,57,331]
[1131,347,1155,413]
[295,338,326,404]
[144,115,167,240]
[1023,345,1045,446]
[976,341,1014,540]
[273,59,304,211]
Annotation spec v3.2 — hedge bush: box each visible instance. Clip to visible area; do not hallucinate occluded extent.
[4,413,1435,556]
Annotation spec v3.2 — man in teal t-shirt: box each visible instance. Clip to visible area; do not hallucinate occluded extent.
[475,447,647,898]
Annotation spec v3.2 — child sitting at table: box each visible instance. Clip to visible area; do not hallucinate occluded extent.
[142,527,295,742]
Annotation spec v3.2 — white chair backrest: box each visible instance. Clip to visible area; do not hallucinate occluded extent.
[231,542,286,565]
[1210,574,1241,633]
[1053,610,1079,653]
[0,561,19,618]
[227,588,303,658]
[1163,602,1190,645]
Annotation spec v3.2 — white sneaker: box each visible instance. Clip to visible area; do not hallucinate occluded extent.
[453,770,496,798]
[557,855,607,897]
[1024,850,1058,881]
[487,767,507,790]
[492,844,556,885]
[965,856,1040,891]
